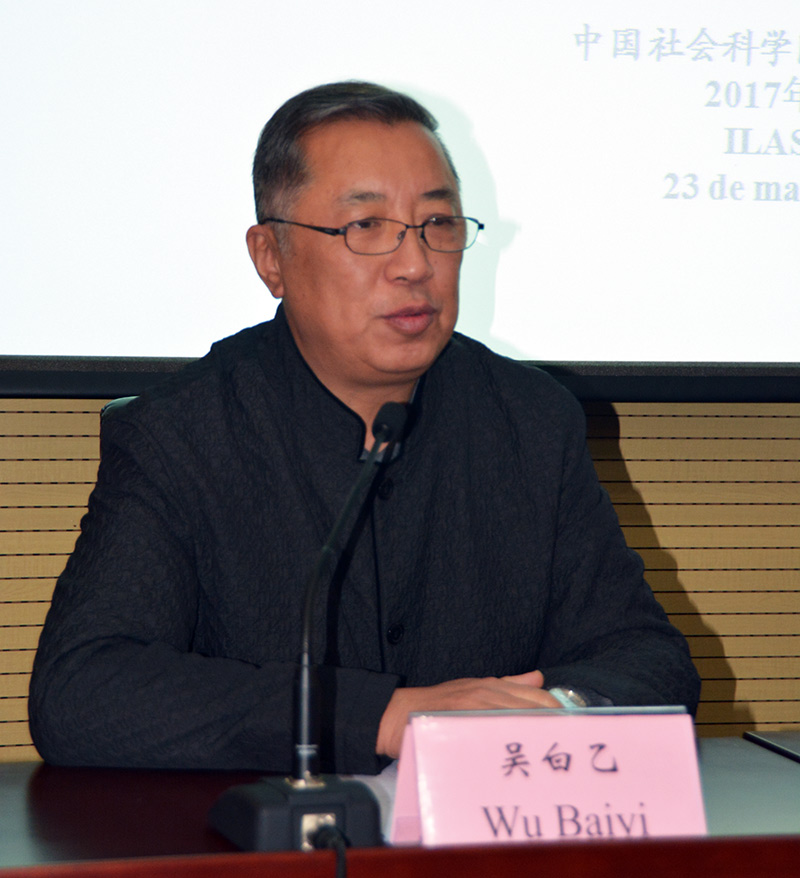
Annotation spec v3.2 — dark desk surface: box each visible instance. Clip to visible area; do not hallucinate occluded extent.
[698,737,800,836]
[1,737,799,876]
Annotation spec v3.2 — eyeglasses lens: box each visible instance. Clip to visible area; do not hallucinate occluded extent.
[345,218,478,255]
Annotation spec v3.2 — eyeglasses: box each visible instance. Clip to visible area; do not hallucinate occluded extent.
[263,215,484,255]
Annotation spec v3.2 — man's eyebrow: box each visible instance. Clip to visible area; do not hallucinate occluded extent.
[422,187,460,206]
[337,187,460,207]
[339,190,385,205]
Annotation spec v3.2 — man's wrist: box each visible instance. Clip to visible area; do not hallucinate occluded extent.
[547,686,614,708]
[547,687,588,709]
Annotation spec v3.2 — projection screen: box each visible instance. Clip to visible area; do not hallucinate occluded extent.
[2,1,798,362]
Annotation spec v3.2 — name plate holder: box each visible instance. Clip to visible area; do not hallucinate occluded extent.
[390,707,706,846]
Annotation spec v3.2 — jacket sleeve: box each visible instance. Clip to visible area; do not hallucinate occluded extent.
[28,416,398,774]
[535,395,701,713]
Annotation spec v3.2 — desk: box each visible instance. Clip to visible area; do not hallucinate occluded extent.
[1,738,799,876]
[699,737,800,836]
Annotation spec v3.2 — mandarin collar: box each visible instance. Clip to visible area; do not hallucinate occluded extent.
[255,304,450,464]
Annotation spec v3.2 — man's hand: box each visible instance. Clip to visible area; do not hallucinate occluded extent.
[376,670,561,758]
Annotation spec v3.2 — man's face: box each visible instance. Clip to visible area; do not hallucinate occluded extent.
[249,118,462,411]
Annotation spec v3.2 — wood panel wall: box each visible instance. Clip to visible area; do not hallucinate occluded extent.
[586,401,800,736]
[1,398,799,762]
[1,400,104,761]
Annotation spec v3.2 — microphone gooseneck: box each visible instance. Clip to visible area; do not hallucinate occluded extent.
[208,403,406,852]
[294,402,408,783]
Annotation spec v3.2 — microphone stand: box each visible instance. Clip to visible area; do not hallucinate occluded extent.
[209,403,407,852]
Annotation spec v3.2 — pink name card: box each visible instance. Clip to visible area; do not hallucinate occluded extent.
[390,709,706,846]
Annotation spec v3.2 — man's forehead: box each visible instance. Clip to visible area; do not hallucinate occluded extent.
[300,118,459,199]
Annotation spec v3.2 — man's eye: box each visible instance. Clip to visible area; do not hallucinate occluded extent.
[427,215,458,228]
[350,218,383,231]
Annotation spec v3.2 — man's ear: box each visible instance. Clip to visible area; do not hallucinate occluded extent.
[246,224,286,299]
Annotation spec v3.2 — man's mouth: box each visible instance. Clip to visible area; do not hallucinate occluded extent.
[383,304,437,334]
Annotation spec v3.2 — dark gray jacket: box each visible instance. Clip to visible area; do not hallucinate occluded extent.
[29,308,700,773]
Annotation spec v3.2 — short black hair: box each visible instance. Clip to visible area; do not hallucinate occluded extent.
[252,81,458,223]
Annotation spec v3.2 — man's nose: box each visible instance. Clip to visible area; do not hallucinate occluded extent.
[386,225,434,282]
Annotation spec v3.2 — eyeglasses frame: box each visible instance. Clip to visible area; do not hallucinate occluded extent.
[262,215,484,255]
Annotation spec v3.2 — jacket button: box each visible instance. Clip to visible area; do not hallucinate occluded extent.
[386,624,405,645]
[377,477,394,500]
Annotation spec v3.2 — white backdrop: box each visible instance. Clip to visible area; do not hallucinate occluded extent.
[2,0,798,361]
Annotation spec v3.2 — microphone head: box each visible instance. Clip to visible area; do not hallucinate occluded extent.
[372,402,408,443]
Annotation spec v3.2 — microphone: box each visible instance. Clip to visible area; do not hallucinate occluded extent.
[295,401,407,783]
[209,402,408,852]
[371,403,408,445]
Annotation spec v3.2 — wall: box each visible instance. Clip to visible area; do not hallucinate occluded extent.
[2,395,798,761]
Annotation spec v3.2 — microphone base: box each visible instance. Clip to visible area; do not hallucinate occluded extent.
[208,775,383,851]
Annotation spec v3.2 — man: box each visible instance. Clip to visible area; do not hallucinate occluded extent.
[29,82,700,773]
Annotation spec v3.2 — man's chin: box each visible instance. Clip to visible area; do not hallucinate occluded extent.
[371,337,453,384]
